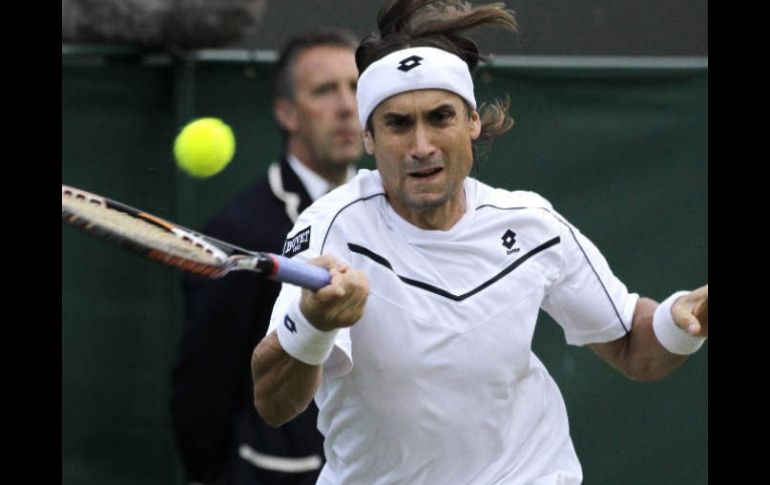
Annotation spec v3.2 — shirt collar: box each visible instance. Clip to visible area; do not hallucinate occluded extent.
[286,154,356,202]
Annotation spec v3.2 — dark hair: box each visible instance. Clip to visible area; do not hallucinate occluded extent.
[356,0,516,142]
[271,30,358,101]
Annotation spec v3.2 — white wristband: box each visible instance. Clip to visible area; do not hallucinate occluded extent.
[277,300,338,366]
[652,290,706,355]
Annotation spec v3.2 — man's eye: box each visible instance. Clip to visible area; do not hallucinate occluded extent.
[314,86,334,96]
[386,117,409,128]
[431,110,453,122]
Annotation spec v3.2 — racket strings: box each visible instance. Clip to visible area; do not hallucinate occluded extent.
[62,194,221,266]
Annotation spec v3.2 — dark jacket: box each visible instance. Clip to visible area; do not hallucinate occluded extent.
[170,158,324,484]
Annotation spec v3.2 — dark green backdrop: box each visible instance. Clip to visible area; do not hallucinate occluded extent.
[62,48,707,484]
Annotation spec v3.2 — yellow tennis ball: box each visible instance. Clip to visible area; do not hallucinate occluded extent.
[174,118,236,178]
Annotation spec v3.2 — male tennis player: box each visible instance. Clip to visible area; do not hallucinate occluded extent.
[251,1,708,483]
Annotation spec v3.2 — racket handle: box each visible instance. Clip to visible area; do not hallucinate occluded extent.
[270,255,331,291]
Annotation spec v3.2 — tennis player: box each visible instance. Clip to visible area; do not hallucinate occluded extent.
[251,1,708,483]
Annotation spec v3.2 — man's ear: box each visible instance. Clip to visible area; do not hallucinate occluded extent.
[363,130,375,155]
[469,110,481,140]
[274,98,297,133]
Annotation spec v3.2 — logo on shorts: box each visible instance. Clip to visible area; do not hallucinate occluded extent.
[397,55,424,72]
[283,226,311,258]
[502,229,519,255]
[284,315,297,333]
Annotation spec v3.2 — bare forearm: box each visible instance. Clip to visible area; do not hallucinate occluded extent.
[251,331,322,427]
[621,298,688,380]
[590,298,688,381]
[251,255,369,426]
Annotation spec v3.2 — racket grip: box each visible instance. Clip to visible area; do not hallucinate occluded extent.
[270,255,331,291]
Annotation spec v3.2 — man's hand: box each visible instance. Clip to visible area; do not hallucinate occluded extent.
[672,284,708,337]
[300,255,369,331]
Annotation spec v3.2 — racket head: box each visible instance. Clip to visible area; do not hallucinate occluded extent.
[62,185,254,277]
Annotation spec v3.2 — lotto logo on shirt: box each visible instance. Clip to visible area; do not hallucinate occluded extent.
[283,226,311,258]
[501,229,520,255]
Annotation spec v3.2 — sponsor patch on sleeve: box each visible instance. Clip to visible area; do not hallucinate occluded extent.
[283,226,312,258]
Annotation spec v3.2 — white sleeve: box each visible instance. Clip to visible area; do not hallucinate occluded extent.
[266,216,354,378]
[541,212,639,346]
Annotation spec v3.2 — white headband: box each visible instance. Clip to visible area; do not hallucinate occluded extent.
[356,46,477,129]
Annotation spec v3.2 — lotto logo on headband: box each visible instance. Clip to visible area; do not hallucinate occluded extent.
[397,55,424,72]
[356,46,477,129]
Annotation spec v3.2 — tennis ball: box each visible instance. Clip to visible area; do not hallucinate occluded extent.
[174,118,236,178]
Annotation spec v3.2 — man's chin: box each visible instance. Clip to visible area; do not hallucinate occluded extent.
[405,192,452,212]
[328,147,364,166]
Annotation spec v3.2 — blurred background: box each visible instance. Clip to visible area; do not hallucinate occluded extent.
[62,1,707,484]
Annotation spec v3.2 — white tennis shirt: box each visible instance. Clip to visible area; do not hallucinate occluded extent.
[268,169,638,484]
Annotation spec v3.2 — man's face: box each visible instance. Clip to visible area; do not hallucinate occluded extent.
[277,46,362,175]
[365,89,480,224]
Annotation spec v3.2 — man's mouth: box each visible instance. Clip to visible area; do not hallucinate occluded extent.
[408,167,444,178]
[333,126,359,140]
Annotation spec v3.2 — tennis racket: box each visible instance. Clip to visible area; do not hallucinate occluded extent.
[61,184,330,291]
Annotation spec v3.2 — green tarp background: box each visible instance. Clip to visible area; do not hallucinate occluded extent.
[62,48,707,484]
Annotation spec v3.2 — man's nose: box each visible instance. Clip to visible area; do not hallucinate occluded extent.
[409,122,437,161]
